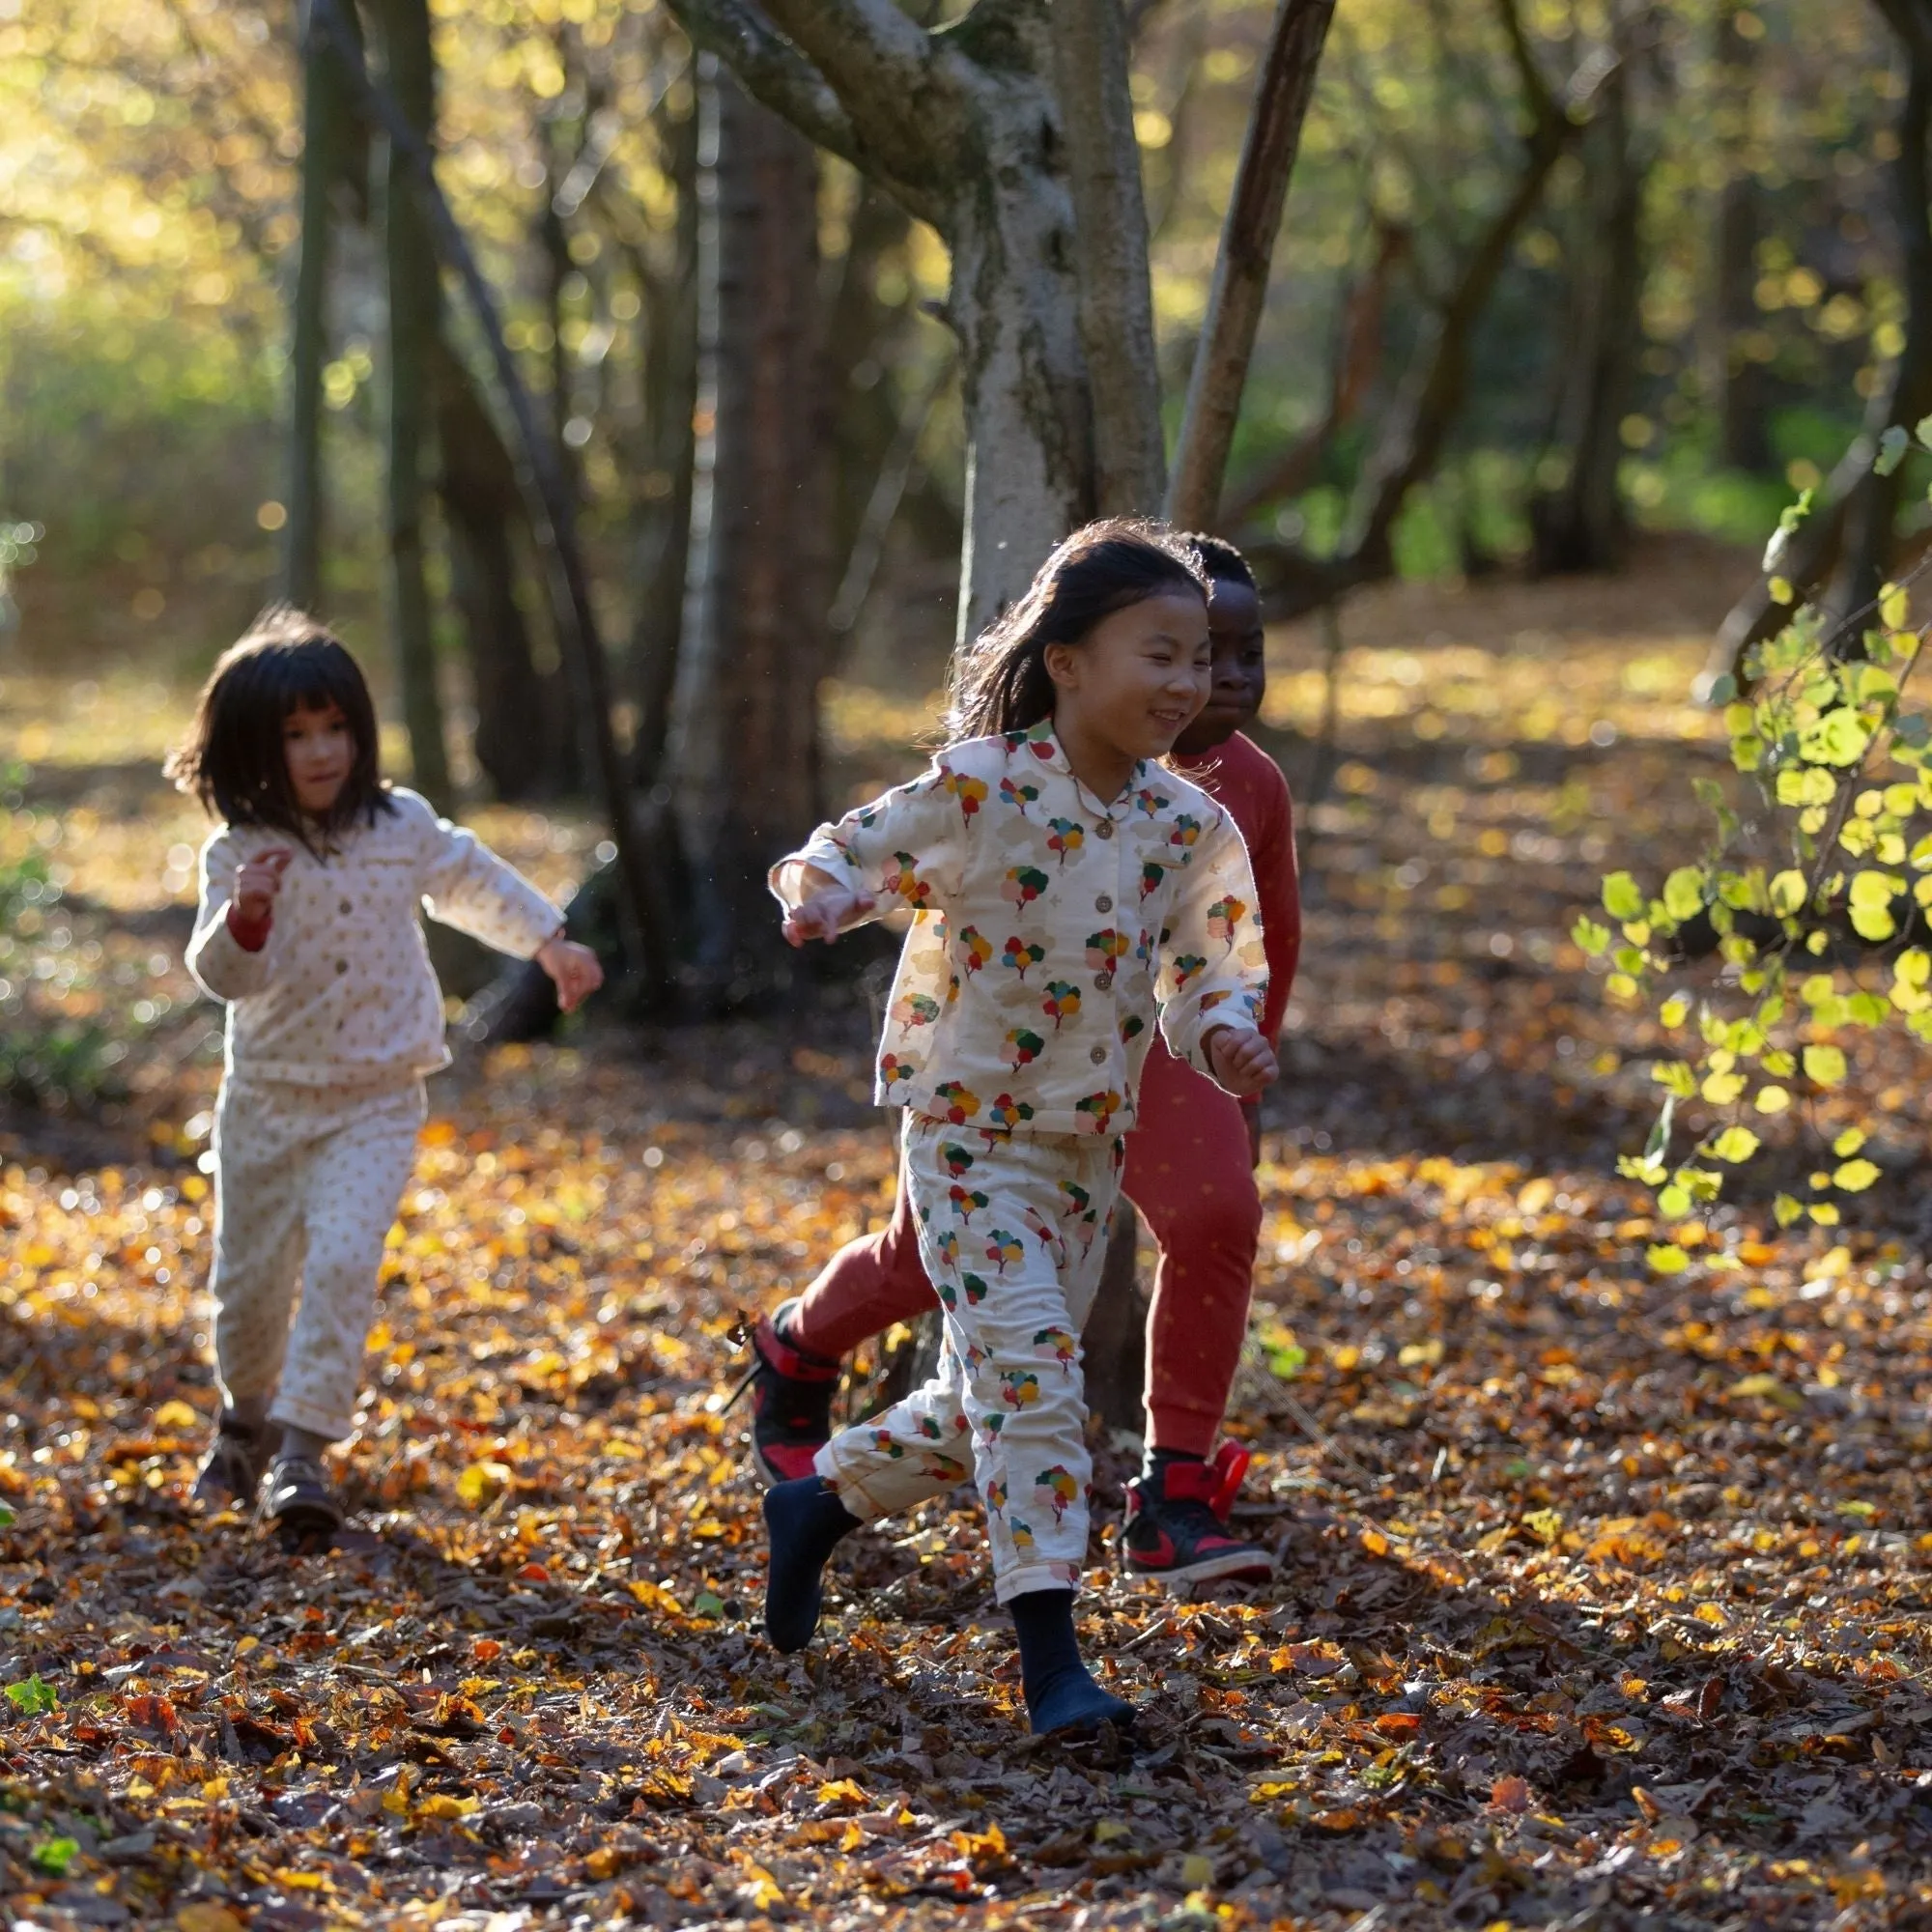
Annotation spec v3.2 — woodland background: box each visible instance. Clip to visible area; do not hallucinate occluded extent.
[4,1,1932,1927]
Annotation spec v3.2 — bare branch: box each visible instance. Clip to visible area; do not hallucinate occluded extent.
[1492,0,1558,130]
[665,0,952,226]
[1164,0,1338,529]
[661,0,858,165]
[758,0,941,179]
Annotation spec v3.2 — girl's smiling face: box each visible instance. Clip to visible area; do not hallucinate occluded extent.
[283,701,355,815]
[1047,589,1211,760]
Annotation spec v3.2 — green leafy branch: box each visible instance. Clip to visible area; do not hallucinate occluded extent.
[1577,424,1932,1272]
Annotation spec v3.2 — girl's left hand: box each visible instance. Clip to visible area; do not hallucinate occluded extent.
[536,935,605,1012]
[1207,1026,1278,1097]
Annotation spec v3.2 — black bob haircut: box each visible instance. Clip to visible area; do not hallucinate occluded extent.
[166,606,392,847]
[944,517,1208,745]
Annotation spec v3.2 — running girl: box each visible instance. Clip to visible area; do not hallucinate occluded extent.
[169,608,602,1539]
[743,534,1298,1587]
[763,521,1275,1736]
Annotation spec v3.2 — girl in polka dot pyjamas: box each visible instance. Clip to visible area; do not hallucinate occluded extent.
[168,608,603,1540]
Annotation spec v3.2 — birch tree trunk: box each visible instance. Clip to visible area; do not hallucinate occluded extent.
[372,0,451,806]
[663,0,1110,641]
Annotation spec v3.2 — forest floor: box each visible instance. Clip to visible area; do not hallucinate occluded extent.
[4,540,1932,1930]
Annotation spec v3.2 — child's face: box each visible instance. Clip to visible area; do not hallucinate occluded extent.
[283,701,355,815]
[1171,575,1265,756]
[1046,590,1211,761]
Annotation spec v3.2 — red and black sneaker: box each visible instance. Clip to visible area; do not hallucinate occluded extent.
[737,1305,840,1487]
[1123,1443,1273,1589]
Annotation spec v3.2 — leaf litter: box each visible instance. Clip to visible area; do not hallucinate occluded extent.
[4,554,1932,1927]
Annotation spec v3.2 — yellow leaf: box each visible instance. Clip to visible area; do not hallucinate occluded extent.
[176,1909,246,1932]
[1754,1085,1791,1113]
[1523,1508,1563,1545]
[1181,1853,1214,1888]
[1803,1043,1847,1087]
[416,1794,478,1819]
[153,1400,199,1431]
[815,1778,867,1807]
[738,1864,787,1910]
[1729,1373,1802,1410]
[1094,1819,1132,1843]
[456,1461,511,1509]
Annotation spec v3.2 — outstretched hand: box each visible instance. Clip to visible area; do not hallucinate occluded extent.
[234,846,294,923]
[782,888,876,948]
[1206,1025,1278,1099]
[536,935,605,1013]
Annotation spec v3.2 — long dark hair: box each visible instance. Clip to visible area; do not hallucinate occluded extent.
[944,518,1208,744]
[166,606,391,846]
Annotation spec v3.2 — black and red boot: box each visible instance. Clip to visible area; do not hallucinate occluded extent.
[1123,1443,1273,1589]
[739,1305,839,1487]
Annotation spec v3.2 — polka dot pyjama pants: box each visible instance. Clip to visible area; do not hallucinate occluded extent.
[815,1115,1124,1604]
[209,1075,425,1441]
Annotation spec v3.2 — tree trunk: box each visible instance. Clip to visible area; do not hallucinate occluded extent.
[286,0,356,611]
[1528,63,1643,576]
[1051,0,1166,515]
[945,59,1094,640]
[433,338,555,801]
[372,0,451,807]
[665,62,828,999]
[628,95,700,791]
[1165,0,1337,530]
[1711,5,1768,473]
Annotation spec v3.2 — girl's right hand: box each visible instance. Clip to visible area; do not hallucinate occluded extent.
[234,847,294,923]
[782,888,876,948]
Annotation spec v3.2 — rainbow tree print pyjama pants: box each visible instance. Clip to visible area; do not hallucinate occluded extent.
[210,1075,425,1442]
[815,1114,1124,1603]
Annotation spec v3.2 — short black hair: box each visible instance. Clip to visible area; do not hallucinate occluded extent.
[1178,532,1257,591]
[946,518,1208,743]
[166,606,391,847]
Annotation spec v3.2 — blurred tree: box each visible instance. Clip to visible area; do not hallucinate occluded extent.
[370,0,452,806]
[664,60,828,999]
[285,0,357,612]
[663,0,1135,639]
[620,89,700,792]
[1530,37,1648,575]
[433,334,557,802]
[1710,2,1771,474]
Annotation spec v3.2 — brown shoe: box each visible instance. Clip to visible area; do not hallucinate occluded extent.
[191,1416,270,1512]
[263,1455,343,1543]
